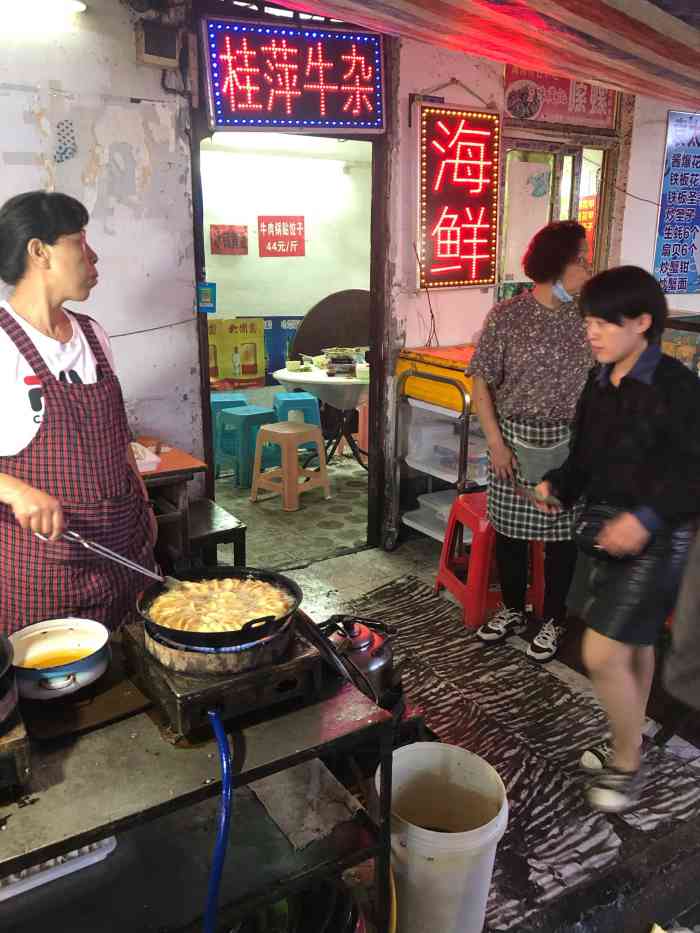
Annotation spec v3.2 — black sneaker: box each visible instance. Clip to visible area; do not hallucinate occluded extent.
[580,735,648,773]
[476,606,527,643]
[526,618,564,662]
[586,765,645,813]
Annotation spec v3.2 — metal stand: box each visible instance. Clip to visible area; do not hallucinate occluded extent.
[305,409,368,471]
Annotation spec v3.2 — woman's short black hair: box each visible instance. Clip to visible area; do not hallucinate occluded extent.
[522,220,587,283]
[0,190,89,285]
[579,265,667,342]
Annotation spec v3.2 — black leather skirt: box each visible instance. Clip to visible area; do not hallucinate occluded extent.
[574,521,695,645]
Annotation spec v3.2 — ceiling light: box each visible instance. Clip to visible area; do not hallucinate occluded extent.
[0,0,87,32]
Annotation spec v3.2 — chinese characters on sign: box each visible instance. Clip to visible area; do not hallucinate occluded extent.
[504,67,616,131]
[419,106,500,289]
[653,111,700,296]
[202,18,384,132]
[210,224,248,255]
[258,216,305,258]
[577,195,598,263]
[208,318,266,388]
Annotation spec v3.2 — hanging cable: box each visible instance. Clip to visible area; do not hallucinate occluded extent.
[412,243,439,347]
[204,709,233,933]
[108,317,195,339]
[613,183,661,208]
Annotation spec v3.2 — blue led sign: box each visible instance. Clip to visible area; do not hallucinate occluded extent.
[201,17,384,133]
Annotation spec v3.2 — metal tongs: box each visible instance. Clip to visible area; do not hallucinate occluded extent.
[35,529,178,589]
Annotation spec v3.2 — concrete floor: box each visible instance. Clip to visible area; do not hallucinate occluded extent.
[286,535,443,619]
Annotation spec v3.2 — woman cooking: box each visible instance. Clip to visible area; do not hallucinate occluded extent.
[0,190,156,636]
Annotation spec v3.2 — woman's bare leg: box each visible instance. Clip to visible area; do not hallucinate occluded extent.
[582,629,650,772]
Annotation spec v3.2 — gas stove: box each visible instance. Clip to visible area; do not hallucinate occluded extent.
[121,614,324,740]
[0,712,31,793]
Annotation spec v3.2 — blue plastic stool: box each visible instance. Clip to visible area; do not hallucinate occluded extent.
[211,392,247,477]
[221,406,278,488]
[273,392,321,451]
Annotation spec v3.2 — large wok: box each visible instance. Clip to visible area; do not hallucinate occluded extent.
[136,566,303,650]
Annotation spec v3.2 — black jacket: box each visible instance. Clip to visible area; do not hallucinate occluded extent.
[546,353,700,528]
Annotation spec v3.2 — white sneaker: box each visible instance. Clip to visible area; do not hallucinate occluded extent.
[526,618,564,662]
[476,606,527,643]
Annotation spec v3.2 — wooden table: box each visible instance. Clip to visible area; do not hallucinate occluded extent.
[136,436,207,564]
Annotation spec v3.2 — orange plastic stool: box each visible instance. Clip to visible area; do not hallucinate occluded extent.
[435,491,545,630]
[250,422,331,512]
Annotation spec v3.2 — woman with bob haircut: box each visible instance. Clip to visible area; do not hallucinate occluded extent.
[467,221,592,662]
[536,265,700,812]
[0,190,156,636]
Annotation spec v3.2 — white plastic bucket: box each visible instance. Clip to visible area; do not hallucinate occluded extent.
[375,743,508,933]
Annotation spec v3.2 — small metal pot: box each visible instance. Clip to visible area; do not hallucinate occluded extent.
[10,618,111,701]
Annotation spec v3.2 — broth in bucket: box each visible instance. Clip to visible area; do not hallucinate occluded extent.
[393,781,500,833]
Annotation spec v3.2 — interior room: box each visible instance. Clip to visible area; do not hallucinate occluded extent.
[201,131,373,569]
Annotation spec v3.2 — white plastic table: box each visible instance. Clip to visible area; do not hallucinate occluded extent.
[273,367,369,409]
[273,367,369,468]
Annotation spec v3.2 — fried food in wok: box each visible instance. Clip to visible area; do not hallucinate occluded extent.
[149,578,294,633]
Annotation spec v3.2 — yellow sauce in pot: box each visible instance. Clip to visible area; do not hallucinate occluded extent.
[19,649,91,670]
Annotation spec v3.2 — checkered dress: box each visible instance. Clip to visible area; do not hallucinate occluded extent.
[488,416,580,541]
[0,308,154,635]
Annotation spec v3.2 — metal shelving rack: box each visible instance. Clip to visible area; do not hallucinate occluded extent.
[384,368,472,551]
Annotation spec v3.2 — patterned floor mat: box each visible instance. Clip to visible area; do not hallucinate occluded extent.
[215,454,368,570]
[349,576,700,932]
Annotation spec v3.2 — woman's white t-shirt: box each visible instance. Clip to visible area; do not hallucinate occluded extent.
[0,301,115,457]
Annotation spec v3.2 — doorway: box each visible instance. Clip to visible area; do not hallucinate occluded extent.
[199,131,374,570]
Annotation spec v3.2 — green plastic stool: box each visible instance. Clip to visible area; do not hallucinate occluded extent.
[220,405,278,488]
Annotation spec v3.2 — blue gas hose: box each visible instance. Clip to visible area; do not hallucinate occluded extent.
[204,709,233,933]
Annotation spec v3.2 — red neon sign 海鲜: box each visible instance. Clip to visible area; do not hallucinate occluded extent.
[420,106,500,288]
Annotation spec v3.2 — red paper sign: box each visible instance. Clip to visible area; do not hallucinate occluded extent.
[210,224,248,255]
[258,216,305,257]
[577,195,598,262]
[505,66,616,130]
[419,106,500,289]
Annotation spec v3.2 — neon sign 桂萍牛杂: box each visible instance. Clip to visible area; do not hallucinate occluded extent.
[202,18,384,133]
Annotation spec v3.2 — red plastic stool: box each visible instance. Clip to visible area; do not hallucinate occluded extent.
[435,491,545,630]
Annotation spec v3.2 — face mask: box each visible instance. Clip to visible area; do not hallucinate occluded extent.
[552,280,574,303]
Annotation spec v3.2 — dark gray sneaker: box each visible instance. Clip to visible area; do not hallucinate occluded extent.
[476,606,527,643]
[586,765,645,813]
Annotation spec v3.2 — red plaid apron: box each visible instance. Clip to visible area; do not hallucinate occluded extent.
[0,307,154,635]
